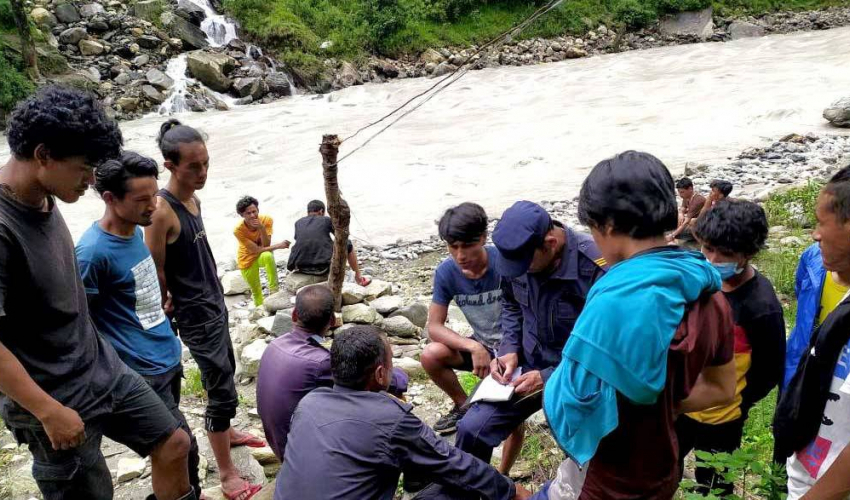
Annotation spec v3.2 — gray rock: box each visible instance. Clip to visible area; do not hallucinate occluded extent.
[659,7,714,39]
[236,321,264,344]
[283,272,327,293]
[186,50,236,92]
[389,303,428,329]
[394,357,425,378]
[54,3,81,23]
[381,316,420,338]
[264,72,293,96]
[81,66,101,82]
[271,309,294,337]
[240,339,268,378]
[114,72,131,85]
[177,0,207,25]
[341,282,366,305]
[369,295,402,315]
[146,68,174,90]
[336,61,361,87]
[78,39,105,56]
[142,84,166,104]
[421,48,445,65]
[342,303,382,324]
[171,15,209,50]
[262,289,294,314]
[432,62,458,77]
[363,279,392,301]
[132,0,163,22]
[221,270,250,295]
[133,54,151,67]
[228,38,248,52]
[137,35,162,49]
[728,20,765,39]
[79,3,105,18]
[232,77,265,100]
[780,236,805,246]
[824,97,850,128]
[59,27,87,46]
[87,19,109,32]
[117,457,146,482]
[31,7,58,28]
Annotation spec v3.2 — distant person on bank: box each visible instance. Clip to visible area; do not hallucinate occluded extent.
[0,87,196,500]
[233,196,290,307]
[667,177,706,244]
[698,179,734,219]
[76,151,204,498]
[256,285,408,461]
[275,325,530,500]
[286,199,371,286]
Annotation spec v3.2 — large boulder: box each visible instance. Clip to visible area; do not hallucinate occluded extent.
[142,85,166,104]
[262,289,294,313]
[137,35,163,49]
[342,303,381,324]
[133,0,163,23]
[221,270,250,295]
[31,8,57,28]
[363,279,392,301]
[381,316,420,338]
[264,72,293,96]
[176,0,207,25]
[186,51,235,92]
[394,357,425,379]
[421,48,445,65]
[659,7,714,39]
[241,339,268,378]
[79,3,105,18]
[389,303,428,329]
[59,27,88,46]
[256,309,293,337]
[335,61,361,87]
[824,97,850,128]
[78,40,105,56]
[369,295,402,315]
[171,16,209,50]
[232,77,265,100]
[54,3,81,23]
[728,20,765,40]
[146,68,174,90]
[283,272,327,293]
[235,321,264,344]
[341,282,366,305]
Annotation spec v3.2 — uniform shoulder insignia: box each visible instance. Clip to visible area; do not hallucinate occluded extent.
[576,232,609,271]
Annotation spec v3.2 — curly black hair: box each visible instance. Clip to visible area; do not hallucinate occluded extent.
[578,151,678,239]
[693,200,768,257]
[95,151,160,199]
[236,195,259,215]
[6,86,123,166]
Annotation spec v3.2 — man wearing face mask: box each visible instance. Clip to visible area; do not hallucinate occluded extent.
[675,200,786,495]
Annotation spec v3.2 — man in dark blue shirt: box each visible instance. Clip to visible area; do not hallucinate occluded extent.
[276,325,529,500]
[455,201,607,464]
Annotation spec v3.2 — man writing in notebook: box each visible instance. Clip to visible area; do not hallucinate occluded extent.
[454,201,607,465]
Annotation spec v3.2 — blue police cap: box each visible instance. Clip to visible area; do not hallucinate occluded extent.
[492,201,552,278]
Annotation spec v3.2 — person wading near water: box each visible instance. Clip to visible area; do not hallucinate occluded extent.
[453,201,607,468]
[775,164,850,500]
[420,202,525,474]
[537,151,736,500]
[0,87,196,500]
[676,200,785,496]
[233,196,290,307]
[146,119,263,500]
[286,199,371,286]
[76,151,204,498]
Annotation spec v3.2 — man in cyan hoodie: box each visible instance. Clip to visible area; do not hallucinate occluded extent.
[539,151,737,500]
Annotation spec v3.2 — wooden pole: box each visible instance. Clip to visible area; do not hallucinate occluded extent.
[9,0,40,80]
[320,134,350,312]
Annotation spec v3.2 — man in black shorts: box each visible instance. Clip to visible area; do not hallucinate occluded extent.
[147,119,263,500]
[0,87,195,500]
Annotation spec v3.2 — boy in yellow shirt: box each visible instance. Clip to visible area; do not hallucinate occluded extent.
[234,196,290,306]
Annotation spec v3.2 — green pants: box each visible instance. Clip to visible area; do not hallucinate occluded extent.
[240,251,279,306]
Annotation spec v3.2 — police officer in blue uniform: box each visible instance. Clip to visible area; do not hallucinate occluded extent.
[455,201,607,464]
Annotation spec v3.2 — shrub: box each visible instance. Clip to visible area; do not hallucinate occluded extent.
[0,51,34,114]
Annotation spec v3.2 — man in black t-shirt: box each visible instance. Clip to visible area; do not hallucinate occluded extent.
[287,199,371,286]
[676,200,786,495]
[0,88,195,499]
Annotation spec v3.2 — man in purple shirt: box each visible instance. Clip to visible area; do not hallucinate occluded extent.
[256,285,408,460]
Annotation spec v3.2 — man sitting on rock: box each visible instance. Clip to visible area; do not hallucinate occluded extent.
[667,177,706,245]
[256,285,408,461]
[286,199,371,286]
[275,325,530,500]
[420,202,524,474]
[699,179,734,218]
[233,195,290,307]
[76,151,204,499]
[454,201,607,466]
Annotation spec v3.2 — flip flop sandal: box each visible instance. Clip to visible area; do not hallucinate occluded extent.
[230,434,267,448]
[223,483,263,500]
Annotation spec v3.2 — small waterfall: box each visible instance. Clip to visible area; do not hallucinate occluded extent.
[192,0,238,47]
[247,44,299,96]
[159,55,190,114]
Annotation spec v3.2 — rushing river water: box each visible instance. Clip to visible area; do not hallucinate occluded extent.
[3,27,850,261]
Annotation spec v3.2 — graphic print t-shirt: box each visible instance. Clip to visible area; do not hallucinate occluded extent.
[76,223,181,376]
[786,339,850,499]
[432,246,502,350]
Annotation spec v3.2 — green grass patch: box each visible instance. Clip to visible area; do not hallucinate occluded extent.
[182,367,206,399]
[754,243,806,298]
[763,181,823,230]
[459,371,480,395]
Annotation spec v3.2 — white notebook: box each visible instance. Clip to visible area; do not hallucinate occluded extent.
[468,368,523,404]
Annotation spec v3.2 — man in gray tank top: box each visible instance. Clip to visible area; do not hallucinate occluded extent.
[147,120,264,500]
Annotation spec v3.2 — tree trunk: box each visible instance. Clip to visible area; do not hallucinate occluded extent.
[320,135,350,312]
[9,0,40,80]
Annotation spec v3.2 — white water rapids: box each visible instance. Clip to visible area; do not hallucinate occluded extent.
[3,27,850,261]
